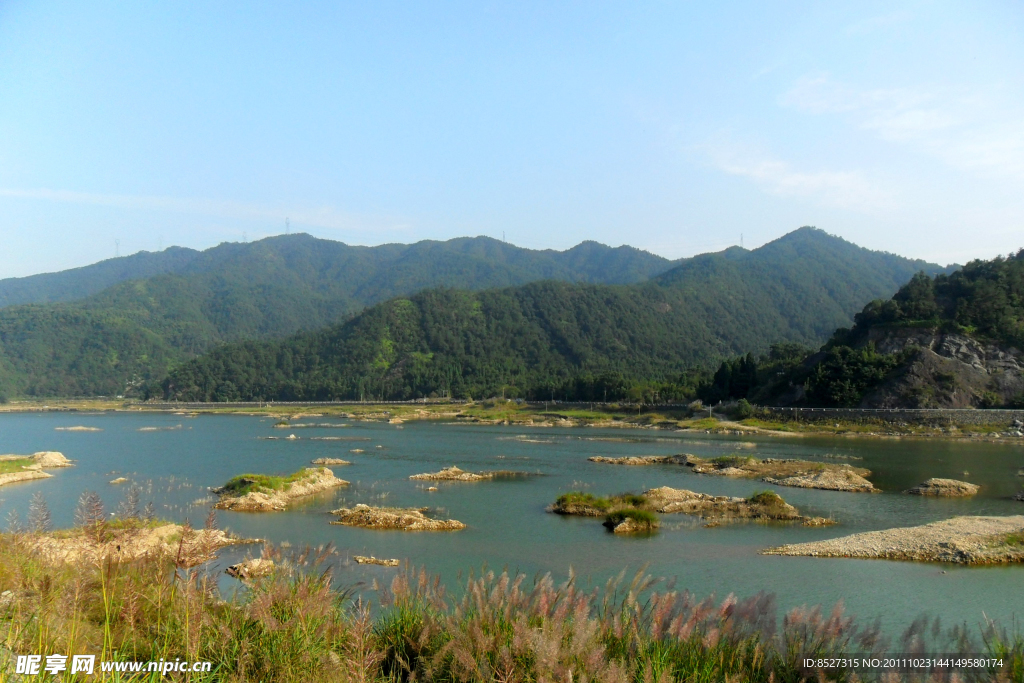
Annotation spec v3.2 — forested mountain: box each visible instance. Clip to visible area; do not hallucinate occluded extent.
[161,228,952,402]
[0,247,201,308]
[699,249,1024,408]
[0,234,672,397]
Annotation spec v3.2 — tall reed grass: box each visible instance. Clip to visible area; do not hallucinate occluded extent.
[1,520,1022,682]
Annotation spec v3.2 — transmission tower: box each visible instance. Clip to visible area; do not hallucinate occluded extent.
[115,239,120,257]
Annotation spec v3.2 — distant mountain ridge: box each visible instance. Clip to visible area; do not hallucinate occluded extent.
[0,234,673,396]
[160,228,954,403]
[0,246,202,308]
[0,234,671,310]
[0,227,953,399]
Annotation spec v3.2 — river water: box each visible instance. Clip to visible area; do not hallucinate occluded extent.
[1,411,1023,634]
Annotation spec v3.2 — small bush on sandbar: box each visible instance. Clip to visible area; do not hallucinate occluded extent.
[613,493,648,508]
[710,454,757,468]
[555,491,612,511]
[605,509,659,530]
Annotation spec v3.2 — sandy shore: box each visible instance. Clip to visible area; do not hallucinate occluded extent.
[763,515,1024,564]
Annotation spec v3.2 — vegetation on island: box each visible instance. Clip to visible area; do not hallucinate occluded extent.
[217,470,313,497]
[552,486,813,529]
[213,468,348,512]
[603,508,660,533]
[0,457,34,475]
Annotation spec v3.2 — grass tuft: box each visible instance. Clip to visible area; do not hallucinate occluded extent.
[605,508,659,529]
[219,469,311,496]
[0,457,35,475]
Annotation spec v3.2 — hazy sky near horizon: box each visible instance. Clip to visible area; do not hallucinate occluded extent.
[0,1,1021,278]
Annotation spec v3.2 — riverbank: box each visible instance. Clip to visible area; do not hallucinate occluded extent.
[4,398,1024,442]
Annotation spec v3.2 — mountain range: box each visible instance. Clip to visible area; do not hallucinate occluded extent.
[0,227,952,399]
[159,228,951,402]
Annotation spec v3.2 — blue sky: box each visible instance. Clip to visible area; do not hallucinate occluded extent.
[0,1,1021,277]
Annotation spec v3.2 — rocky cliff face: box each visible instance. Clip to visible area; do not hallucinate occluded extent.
[860,329,1023,408]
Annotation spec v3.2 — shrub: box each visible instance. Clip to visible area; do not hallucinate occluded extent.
[555,491,611,511]
[733,398,755,419]
[614,493,648,508]
[747,490,784,506]
[605,508,659,530]
[710,454,757,468]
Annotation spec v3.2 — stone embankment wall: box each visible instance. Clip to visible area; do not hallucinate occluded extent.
[761,407,1024,426]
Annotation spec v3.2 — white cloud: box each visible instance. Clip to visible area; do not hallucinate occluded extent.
[780,74,1024,180]
[702,143,891,213]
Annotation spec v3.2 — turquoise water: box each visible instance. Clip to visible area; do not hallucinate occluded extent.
[2,411,1023,633]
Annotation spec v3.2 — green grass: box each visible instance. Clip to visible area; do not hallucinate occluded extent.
[555,491,649,512]
[0,457,34,474]
[219,469,312,495]
[555,491,612,511]
[614,493,648,507]
[605,508,659,528]
[1000,532,1024,548]
[682,417,721,430]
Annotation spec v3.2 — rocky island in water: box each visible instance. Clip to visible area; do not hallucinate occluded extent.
[213,467,348,512]
[589,452,876,492]
[0,451,73,488]
[409,465,533,481]
[551,486,833,533]
[331,504,466,531]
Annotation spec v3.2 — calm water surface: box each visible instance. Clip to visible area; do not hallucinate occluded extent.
[2,411,1023,633]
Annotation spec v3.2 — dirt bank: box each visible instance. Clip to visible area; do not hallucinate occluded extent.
[31,523,250,566]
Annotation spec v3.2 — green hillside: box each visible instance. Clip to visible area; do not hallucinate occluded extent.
[162,228,951,402]
[0,234,671,396]
[0,247,201,308]
[698,248,1024,408]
